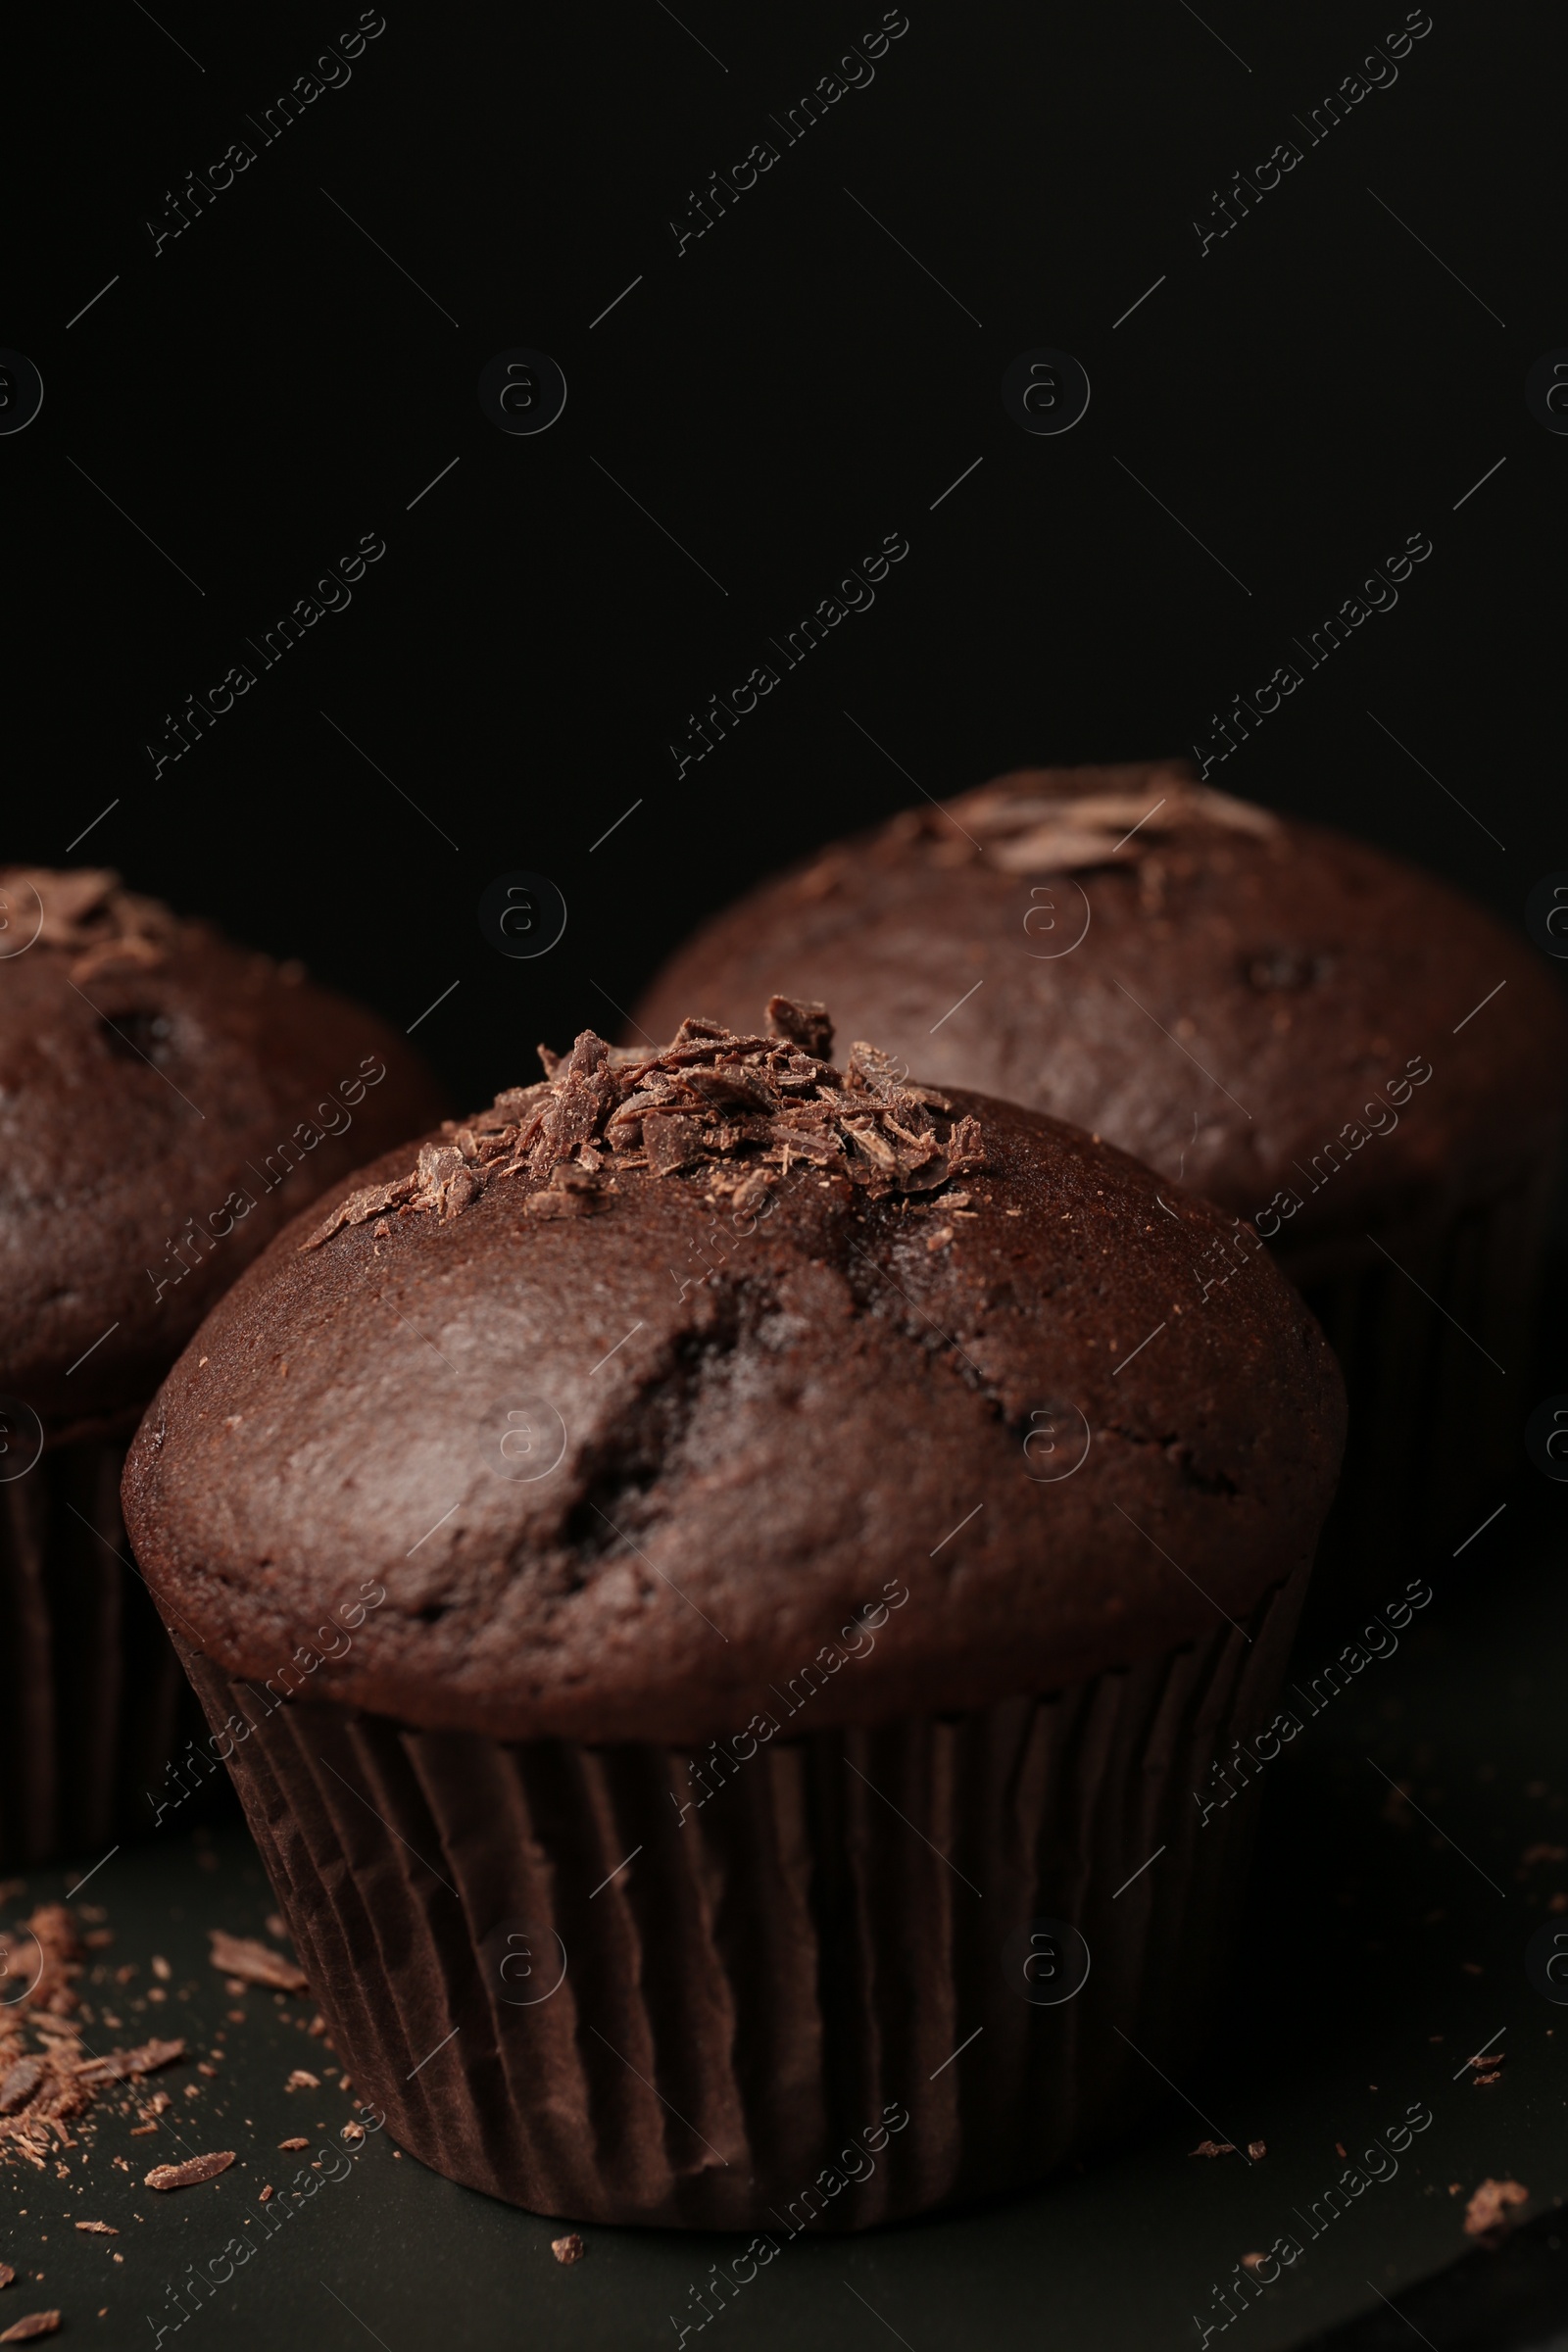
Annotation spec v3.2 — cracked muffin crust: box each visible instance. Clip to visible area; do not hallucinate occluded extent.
[122,1005,1345,1744]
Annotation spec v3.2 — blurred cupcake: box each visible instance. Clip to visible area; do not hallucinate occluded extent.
[633,768,1567,1588]
[0,865,446,1863]
[122,1002,1343,2230]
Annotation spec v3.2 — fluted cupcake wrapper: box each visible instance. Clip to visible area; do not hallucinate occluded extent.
[1290,1158,1552,1609]
[0,1434,211,1867]
[174,1559,1306,2232]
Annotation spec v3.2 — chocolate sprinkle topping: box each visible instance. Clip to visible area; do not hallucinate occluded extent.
[303,1008,985,1250]
[924,775,1279,875]
[0,865,179,983]
[764,992,834,1058]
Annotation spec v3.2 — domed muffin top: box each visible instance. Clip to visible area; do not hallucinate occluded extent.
[631,764,1568,1247]
[122,1004,1345,1745]
[0,865,446,1432]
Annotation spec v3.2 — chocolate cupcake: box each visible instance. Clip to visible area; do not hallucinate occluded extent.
[0,865,446,1864]
[633,770,1567,1585]
[122,1004,1344,2230]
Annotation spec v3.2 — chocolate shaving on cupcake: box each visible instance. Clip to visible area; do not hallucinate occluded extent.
[780,760,1278,886]
[302,1004,986,1250]
[0,865,182,982]
[944,773,1279,873]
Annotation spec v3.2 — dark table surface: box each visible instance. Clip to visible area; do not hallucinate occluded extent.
[3,1479,1564,2352]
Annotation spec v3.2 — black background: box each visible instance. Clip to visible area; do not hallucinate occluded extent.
[5,0,1561,1118]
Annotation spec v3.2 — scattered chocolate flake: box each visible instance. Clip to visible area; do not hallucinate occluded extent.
[1240,2253,1268,2276]
[285,2070,319,2092]
[1463,2178,1529,2238]
[208,1931,307,1993]
[1335,2141,1347,2159]
[0,1911,110,2170]
[341,2122,365,2143]
[74,2222,116,2235]
[277,2137,309,2151]
[0,2063,44,2119]
[24,1907,81,2018]
[301,1010,986,1249]
[1246,2140,1267,2160]
[0,2313,61,2343]
[144,2150,235,2190]
[74,2037,185,2085]
[1189,2140,1235,2158]
[551,2232,586,2266]
[260,2184,273,2202]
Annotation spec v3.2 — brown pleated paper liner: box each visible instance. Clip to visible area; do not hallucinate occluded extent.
[1288,1158,1552,1612]
[0,1433,212,1867]
[176,1561,1306,2233]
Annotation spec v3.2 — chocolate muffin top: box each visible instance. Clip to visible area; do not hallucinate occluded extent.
[122,1004,1345,1745]
[0,866,446,1434]
[632,764,1568,1253]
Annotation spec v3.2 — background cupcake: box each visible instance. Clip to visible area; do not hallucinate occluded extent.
[122,1003,1344,2230]
[0,864,446,1865]
[632,769,1567,1589]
